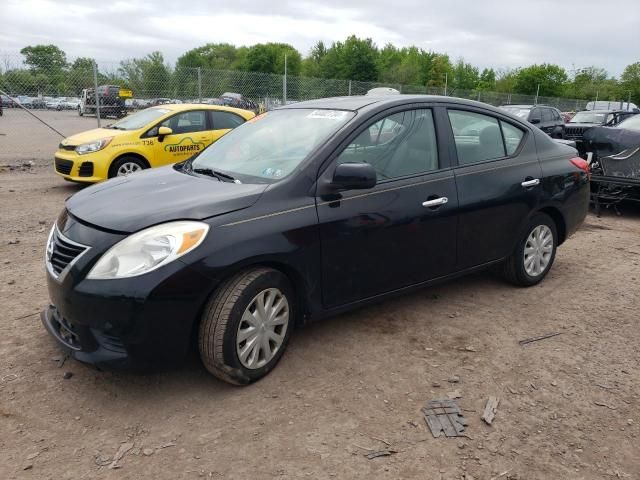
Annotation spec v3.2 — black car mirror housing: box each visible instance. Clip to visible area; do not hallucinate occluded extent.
[329,162,377,192]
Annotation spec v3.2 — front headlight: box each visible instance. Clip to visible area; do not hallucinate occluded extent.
[87,221,209,280]
[75,137,113,155]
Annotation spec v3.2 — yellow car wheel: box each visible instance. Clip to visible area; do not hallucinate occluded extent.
[109,156,148,178]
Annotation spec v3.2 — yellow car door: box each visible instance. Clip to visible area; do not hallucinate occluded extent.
[152,110,213,165]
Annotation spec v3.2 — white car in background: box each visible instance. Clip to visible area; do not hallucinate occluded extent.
[46,98,64,110]
[61,97,80,110]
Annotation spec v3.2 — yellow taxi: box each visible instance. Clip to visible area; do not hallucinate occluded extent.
[54,104,255,183]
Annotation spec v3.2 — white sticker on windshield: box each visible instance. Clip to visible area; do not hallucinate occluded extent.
[306,110,349,120]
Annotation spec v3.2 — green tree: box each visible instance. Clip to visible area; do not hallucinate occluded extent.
[320,36,378,82]
[20,44,67,76]
[67,57,96,94]
[451,59,479,91]
[620,62,640,105]
[302,41,328,77]
[244,43,301,75]
[477,68,496,91]
[119,51,171,98]
[176,43,243,70]
[514,63,568,97]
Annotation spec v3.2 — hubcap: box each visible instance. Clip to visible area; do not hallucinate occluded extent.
[523,225,553,277]
[117,162,142,176]
[236,288,289,370]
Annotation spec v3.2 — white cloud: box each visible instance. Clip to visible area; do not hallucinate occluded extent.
[1,0,638,76]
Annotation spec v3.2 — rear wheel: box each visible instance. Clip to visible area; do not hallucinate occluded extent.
[109,156,147,178]
[502,213,557,286]
[199,268,294,385]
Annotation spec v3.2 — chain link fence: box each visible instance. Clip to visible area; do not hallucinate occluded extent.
[0,53,613,162]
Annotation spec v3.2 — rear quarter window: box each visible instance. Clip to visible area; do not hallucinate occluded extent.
[211,111,246,130]
[500,121,525,155]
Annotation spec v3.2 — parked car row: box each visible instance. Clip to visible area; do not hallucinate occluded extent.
[499,103,639,145]
[0,94,80,110]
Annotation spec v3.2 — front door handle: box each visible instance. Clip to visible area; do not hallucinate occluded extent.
[521,179,540,188]
[422,197,448,208]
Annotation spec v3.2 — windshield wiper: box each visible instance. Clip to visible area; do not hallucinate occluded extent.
[192,168,239,183]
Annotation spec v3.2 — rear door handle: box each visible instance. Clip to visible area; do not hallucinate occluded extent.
[521,179,540,188]
[422,197,448,208]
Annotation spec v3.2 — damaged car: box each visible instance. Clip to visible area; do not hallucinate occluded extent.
[565,110,638,156]
[584,114,640,212]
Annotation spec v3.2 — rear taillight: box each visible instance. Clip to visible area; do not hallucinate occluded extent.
[570,157,590,175]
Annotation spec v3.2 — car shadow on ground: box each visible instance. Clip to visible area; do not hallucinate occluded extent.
[56,269,507,401]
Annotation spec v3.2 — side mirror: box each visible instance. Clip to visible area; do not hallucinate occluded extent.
[330,162,377,191]
[158,126,172,136]
[530,118,541,125]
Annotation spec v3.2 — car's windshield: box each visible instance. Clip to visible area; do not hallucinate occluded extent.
[107,107,171,130]
[501,107,531,119]
[190,109,355,183]
[570,112,607,124]
[616,114,640,131]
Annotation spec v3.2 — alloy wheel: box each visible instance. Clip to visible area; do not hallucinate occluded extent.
[116,162,142,176]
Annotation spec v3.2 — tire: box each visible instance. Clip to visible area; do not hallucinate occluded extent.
[78,107,83,116]
[199,268,295,385]
[502,213,557,287]
[108,156,147,178]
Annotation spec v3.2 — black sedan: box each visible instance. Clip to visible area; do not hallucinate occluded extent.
[42,95,590,384]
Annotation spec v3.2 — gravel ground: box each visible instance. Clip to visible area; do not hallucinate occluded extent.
[0,119,639,479]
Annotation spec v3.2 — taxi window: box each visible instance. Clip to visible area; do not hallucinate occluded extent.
[161,111,207,134]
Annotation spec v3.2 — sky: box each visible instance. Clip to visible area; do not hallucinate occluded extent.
[1,0,639,77]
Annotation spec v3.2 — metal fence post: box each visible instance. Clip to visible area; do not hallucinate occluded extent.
[283,54,287,105]
[92,61,101,128]
[197,67,202,103]
[348,80,351,96]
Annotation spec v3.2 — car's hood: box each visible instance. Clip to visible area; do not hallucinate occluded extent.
[65,166,268,233]
[61,128,131,147]
[566,123,599,129]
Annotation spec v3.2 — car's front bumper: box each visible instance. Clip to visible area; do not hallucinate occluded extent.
[54,150,109,183]
[42,215,218,370]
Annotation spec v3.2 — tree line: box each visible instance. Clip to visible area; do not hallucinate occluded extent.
[1,39,639,105]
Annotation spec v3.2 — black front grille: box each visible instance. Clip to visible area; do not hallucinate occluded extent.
[58,143,76,151]
[79,162,94,177]
[564,126,587,140]
[47,228,88,276]
[55,158,73,175]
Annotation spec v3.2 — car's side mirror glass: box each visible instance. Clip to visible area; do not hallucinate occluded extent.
[331,162,377,191]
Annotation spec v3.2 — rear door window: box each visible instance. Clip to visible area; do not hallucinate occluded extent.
[448,110,506,165]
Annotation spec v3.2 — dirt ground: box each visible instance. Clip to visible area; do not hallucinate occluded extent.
[0,116,639,479]
[0,108,109,163]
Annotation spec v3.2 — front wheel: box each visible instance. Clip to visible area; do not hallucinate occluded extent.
[502,213,557,287]
[199,268,295,385]
[109,156,147,178]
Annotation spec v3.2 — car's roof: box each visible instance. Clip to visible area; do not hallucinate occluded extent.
[502,104,558,109]
[154,103,255,118]
[578,109,630,114]
[283,95,513,114]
